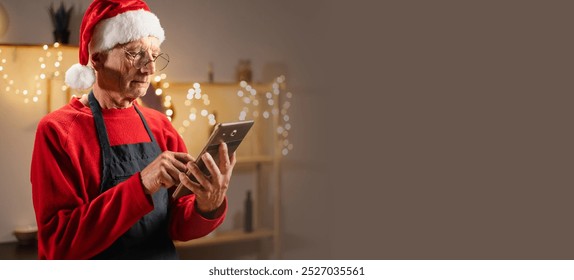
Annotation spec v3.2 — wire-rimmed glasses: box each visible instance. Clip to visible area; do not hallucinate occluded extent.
[123,49,170,71]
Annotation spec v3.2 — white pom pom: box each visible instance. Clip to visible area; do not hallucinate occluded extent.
[65,64,95,90]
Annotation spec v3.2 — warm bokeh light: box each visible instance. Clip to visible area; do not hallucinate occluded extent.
[0,43,70,104]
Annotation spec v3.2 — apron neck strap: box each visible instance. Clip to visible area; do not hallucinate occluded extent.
[133,104,159,144]
[88,92,112,152]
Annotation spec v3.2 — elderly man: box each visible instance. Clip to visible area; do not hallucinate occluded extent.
[30,0,233,259]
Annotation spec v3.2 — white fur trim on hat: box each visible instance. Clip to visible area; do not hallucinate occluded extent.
[65,63,96,90]
[89,9,165,54]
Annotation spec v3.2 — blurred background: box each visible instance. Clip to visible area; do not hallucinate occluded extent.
[1,0,574,260]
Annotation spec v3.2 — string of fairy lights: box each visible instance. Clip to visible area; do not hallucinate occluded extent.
[153,74,294,156]
[237,76,293,156]
[0,43,68,104]
[0,44,293,156]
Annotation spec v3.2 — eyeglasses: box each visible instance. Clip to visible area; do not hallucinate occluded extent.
[123,49,170,71]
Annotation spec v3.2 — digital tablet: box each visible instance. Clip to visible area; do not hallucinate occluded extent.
[172,120,255,199]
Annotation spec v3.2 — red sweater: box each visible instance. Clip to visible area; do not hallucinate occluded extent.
[31,97,226,259]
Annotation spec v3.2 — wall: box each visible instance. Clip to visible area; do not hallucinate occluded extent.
[4,0,574,261]
[0,0,331,259]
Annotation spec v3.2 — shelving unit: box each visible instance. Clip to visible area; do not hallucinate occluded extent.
[174,229,274,248]
[161,81,286,259]
[236,155,274,165]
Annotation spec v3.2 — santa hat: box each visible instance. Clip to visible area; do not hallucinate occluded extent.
[65,0,165,90]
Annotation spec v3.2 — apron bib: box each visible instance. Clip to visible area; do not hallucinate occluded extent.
[88,92,177,259]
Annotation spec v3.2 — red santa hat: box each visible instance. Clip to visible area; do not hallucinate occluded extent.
[65,0,165,90]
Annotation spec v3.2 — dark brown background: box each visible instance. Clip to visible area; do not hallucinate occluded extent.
[307,0,574,259]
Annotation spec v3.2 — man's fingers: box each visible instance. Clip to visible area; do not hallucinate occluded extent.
[229,152,237,170]
[173,152,194,163]
[160,168,176,188]
[179,173,203,196]
[202,152,222,179]
[165,165,183,186]
[219,143,231,173]
[171,158,187,173]
[187,161,212,192]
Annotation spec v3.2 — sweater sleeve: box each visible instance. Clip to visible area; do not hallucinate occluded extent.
[170,196,227,241]
[31,118,154,259]
[160,118,227,241]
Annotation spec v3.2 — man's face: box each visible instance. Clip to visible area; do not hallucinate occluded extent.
[95,36,161,101]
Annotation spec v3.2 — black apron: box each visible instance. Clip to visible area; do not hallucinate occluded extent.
[88,92,177,259]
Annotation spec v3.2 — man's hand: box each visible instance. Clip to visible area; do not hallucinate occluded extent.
[179,142,236,213]
[140,151,193,194]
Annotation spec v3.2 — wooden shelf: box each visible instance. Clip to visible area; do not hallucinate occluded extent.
[236,155,274,166]
[174,229,274,248]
